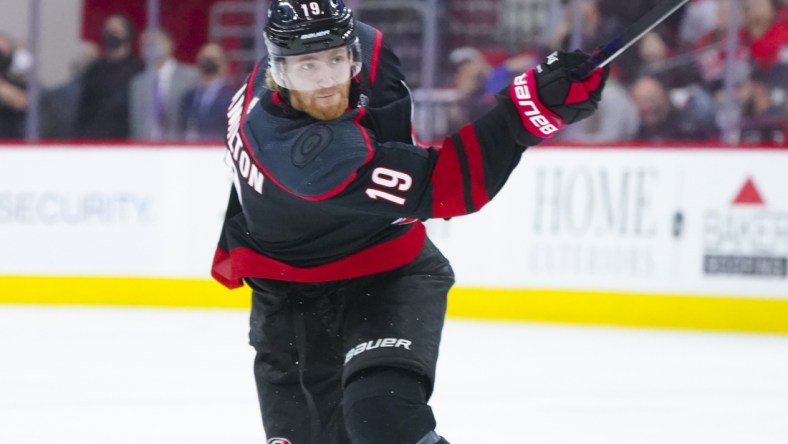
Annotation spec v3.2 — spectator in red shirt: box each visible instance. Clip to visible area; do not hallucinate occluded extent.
[741,0,788,72]
[693,0,751,92]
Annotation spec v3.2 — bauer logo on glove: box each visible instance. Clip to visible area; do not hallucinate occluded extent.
[511,71,563,137]
[509,49,609,139]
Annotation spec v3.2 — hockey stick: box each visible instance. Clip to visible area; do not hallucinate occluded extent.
[569,0,690,80]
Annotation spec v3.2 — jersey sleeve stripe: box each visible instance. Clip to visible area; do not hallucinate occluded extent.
[430,137,467,218]
[457,124,491,211]
[449,133,476,214]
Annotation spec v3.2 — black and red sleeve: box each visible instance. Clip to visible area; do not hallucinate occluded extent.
[321,97,540,220]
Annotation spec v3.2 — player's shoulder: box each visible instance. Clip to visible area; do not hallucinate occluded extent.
[355,21,404,86]
[355,21,380,52]
[244,107,375,200]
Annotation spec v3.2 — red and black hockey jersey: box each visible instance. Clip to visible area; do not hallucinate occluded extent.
[211,22,542,289]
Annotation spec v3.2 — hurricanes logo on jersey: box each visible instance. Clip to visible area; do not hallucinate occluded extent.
[292,124,333,166]
[267,439,292,444]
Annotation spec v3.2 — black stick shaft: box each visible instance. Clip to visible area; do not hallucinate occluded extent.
[570,0,690,80]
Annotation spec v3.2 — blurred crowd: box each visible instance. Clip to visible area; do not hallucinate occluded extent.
[0,13,236,141]
[1,0,786,144]
[448,0,788,144]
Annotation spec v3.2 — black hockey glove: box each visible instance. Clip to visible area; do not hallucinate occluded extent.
[508,50,609,140]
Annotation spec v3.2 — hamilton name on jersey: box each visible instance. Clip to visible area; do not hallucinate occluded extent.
[226,82,265,195]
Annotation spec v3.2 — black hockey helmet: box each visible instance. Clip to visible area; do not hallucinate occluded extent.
[265,0,357,57]
[265,0,362,92]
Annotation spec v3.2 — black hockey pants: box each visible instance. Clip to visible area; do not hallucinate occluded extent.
[247,238,454,443]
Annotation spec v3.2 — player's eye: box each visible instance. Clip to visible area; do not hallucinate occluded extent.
[299,62,316,71]
[331,55,347,64]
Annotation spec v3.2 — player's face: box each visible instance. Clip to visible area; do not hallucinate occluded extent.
[269,42,361,120]
[282,47,355,92]
[289,77,351,121]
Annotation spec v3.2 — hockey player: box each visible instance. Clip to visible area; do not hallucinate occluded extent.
[211,1,608,443]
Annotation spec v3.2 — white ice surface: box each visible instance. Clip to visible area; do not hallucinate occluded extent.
[1,305,787,443]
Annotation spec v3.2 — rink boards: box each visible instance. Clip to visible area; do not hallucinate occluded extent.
[1,143,786,333]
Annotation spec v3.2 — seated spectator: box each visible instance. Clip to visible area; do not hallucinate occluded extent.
[41,41,99,139]
[737,66,788,143]
[678,0,720,47]
[76,13,144,139]
[599,0,686,36]
[630,75,718,141]
[741,0,788,73]
[447,47,494,131]
[636,30,698,89]
[692,0,752,93]
[0,31,29,139]
[549,0,620,52]
[179,43,235,141]
[691,0,786,137]
[559,66,641,142]
[484,50,540,94]
[598,0,687,84]
[129,29,199,140]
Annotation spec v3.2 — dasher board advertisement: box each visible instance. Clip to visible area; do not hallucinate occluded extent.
[429,148,788,299]
[1,144,786,300]
[0,145,230,278]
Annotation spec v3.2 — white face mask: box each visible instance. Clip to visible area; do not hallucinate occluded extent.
[10,48,33,76]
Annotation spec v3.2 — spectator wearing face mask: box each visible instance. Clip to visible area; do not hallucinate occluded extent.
[41,41,99,139]
[76,13,144,139]
[0,31,29,139]
[178,43,235,141]
[129,29,198,140]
